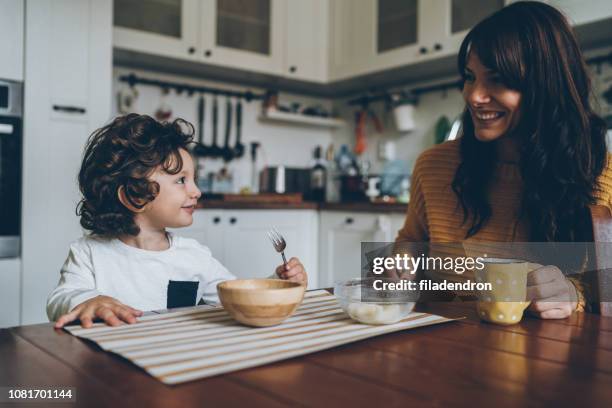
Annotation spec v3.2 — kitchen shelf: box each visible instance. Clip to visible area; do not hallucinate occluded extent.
[259,108,346,128]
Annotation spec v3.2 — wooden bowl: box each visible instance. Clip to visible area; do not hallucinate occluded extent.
[217,279,306,327]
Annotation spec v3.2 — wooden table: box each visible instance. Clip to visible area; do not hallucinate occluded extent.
[2,300,612,407]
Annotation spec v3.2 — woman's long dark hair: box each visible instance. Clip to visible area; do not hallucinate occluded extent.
[451,1,608,242]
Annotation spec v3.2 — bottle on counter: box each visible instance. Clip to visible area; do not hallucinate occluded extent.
[325,143,340,202]
[310,145,326,202]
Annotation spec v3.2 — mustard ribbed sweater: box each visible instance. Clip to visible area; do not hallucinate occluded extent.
[396,139,612,310]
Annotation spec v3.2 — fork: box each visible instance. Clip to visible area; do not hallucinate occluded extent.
[267,228,288,270]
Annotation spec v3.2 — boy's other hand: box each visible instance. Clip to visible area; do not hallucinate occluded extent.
[54,295,143,329]
[275,257,308,286]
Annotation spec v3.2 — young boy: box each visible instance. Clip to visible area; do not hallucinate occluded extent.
[47,114,307,328]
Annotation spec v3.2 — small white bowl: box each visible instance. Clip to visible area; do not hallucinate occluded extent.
[334,278,416,325]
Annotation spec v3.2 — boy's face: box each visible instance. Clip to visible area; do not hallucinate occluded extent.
[140,148,201,229]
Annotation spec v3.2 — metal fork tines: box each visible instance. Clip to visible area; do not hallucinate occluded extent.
[267,228,288,269]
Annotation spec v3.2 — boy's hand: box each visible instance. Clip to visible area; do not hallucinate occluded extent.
[275,257,308,286]
[54,295,143,329]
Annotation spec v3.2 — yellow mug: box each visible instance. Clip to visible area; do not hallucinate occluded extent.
[475,258,531,325]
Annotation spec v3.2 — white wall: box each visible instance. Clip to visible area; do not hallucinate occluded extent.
[331,78,465,175]
[112,67,337,192]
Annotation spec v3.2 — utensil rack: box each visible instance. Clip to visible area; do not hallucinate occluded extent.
[118,73,266,102]
[347,79,463,108]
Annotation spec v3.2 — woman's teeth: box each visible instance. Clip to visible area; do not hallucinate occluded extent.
[475,111,504,120]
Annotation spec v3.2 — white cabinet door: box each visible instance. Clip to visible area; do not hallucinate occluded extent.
[113,0,200,61]
[222,210,318,288]
[171,209,226,261]
[328,0,376,80]
[432,0,506,60]
[0,0,24,81]
[175,209,318,288]
[284,0,329,83]
[21,0,112,324]
[0,258,20,328]
[200,0,286,75]
[319,211,407,287]
[366,0,426,74]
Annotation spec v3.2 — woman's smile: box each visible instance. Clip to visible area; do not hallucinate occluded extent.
[470,109,508,128]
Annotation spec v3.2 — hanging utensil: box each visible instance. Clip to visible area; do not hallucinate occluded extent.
[232,99,245,159]
[222,96,234,162]
[250,142,260,192]
[193,94,208,156]
[210,94,221,157]
[354,110,367,155]
[154,88,173,121]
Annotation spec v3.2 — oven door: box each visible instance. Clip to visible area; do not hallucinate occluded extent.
[0,116,22,258]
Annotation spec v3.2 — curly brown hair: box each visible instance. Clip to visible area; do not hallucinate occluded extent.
[77,114,194,237]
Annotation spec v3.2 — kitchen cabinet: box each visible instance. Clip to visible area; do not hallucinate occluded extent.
[21,0,112,324]
[431,0,506,61]
[170,209,319,288]
[0,258,20,328]
[0,0,24,81]
[114,0,288,77]
[200,0,286,75]
[328,0,375,80]
[113,0,200,61]
[284,0,329,83]
[318,211,406,287]
[330,0,506,80]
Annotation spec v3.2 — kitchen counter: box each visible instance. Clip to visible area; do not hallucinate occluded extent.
[320,202,408,213]
[197,200,318,210]
[197,199,408,213]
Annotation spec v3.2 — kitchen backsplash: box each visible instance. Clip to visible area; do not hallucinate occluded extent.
[114,45,612,194]
[112,67,339,193]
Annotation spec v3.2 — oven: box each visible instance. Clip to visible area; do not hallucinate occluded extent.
[0,80,23,258]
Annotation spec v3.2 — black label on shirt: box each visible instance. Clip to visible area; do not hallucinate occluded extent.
[167,280,199,309]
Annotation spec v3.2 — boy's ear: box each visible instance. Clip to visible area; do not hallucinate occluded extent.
[117,185,146,213]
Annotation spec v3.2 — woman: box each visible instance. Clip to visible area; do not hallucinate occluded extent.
[396,1,612,318]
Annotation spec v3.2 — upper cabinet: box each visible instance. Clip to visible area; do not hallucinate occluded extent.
[328,0,376,80]
[434,0,506,59]
[113,0,612,85]
[0,0,24,81]
[199,0,286,75]
[285,0,329,83]
[113,0,200,60]
[114,0,327,81]
[330,0,506,81]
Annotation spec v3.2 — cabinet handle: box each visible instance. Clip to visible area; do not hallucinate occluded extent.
[53,105,86,114]
[213,216,221,224]
[188,47,196,54]
[419,47,428,55]
[289,66,297,73]
[204,50,212,57]
[434,43,442,51]
[229,217,237,225]
[345,217,354,225]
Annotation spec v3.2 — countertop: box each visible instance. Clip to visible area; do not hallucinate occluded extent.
[197,199,408,213]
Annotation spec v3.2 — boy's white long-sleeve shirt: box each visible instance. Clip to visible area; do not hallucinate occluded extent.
[46,233,238,322]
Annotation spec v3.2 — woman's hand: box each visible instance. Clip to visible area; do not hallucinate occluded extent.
[54,295,143,329]
[526,265,578,319]
[275,257,308,286]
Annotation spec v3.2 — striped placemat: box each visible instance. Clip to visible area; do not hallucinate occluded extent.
[65,290,457,385]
